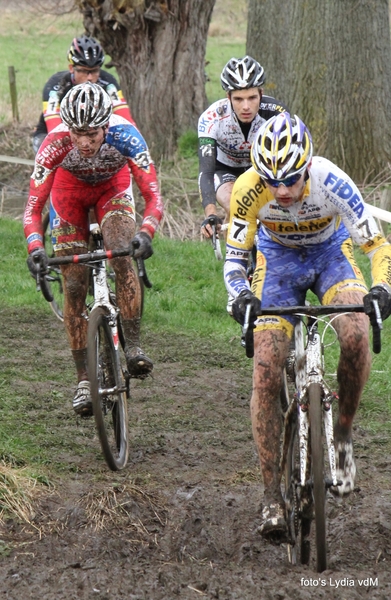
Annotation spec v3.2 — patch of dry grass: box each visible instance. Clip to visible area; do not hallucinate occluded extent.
[77,483,167,543]
[0,463,46,528]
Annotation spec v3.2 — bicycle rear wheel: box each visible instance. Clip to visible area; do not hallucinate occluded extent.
[309,382,327,572]
[87,306,129,471]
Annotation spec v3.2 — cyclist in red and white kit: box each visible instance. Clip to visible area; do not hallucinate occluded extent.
[32,36,135,153]
[198,56,288,238]
[25,83,163,417]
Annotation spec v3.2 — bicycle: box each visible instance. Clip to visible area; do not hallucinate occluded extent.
[42,212,145,322]
[241,298,382,572]
[35,226,152,471]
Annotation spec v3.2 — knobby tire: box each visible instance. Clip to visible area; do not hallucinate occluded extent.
[87,307,129,471]
[283,398,311,566]
[309,382,327,572]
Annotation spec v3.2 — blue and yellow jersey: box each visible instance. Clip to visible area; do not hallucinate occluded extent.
[224,156,391,298]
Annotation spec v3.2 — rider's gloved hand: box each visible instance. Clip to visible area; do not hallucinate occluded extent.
[231,289,261,326]
[132,231,153,259]
[201,214,223,229]
[364,284,391,321]
[26,247,48,278]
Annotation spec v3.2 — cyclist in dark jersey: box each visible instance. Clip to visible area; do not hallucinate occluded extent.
[25,83,163,417]
[32,36,135,153]
[198,56,288,238]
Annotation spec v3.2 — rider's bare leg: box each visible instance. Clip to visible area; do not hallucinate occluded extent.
[101,213,152,378]
[331,290,371,437]
[100,213,140,320]
[59,254,89,383]
[251,328,291,503]
[216,181,235,224]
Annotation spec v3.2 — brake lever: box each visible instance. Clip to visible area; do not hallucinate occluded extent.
[211,224,223,261]
[371,298,382,354]
[241,303,254,358]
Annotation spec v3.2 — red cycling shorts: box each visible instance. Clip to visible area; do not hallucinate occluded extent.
[49,165,135,251]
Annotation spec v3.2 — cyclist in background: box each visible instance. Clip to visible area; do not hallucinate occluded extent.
[32,35,135,153]
[24,83,163,417]
[198,55,288,239]
[225,112,391,542]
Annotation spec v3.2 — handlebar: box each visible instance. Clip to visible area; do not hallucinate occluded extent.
[241,301,383,358]
[35,243,152,304]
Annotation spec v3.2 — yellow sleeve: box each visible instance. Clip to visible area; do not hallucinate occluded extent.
[226,168,265,253]
[362,234,391,287]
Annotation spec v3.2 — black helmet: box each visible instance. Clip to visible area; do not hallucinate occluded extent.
[67,36,105,68]
[60,83,112,130]
[221,56,265,91]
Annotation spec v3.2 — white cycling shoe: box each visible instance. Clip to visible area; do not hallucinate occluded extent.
[73,380,93,417]
[331,439,356,497]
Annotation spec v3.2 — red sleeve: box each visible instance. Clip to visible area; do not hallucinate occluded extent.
[23,130,71,252]
[111,104,136,126]
[45,114,62,133]
[128,160,164,238]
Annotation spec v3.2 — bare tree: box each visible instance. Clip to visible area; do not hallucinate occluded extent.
[74,0,216,158]
[247,0,391,182]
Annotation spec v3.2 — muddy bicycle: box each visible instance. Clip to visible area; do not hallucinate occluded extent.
[35,226,151,471]
[42,212,145,322]
[241,298,382,572]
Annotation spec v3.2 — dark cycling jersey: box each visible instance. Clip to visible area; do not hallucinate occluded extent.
[33,69,135,138]
[197,95,288,208]
[24,115,163,253]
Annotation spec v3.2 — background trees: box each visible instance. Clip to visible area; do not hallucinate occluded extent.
[247,0,391,182]
[75,0,216,158]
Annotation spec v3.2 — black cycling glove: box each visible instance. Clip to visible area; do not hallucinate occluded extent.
[201,214,223,230]
[132,231,153,260]
[364,285,391,321]
[27,247,48,278]
[231,289,261,326]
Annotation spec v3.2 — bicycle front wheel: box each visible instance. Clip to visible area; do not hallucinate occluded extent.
[87,307,129,471]
[309,382,327,572]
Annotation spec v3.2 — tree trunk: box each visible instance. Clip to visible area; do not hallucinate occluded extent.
[76,0,216,158]
[325,0,391,181]
[246,0,391,182]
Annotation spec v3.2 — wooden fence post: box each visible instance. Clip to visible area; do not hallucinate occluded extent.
[8,66,20,123]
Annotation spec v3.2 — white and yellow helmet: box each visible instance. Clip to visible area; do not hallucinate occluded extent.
[251,113,313,180]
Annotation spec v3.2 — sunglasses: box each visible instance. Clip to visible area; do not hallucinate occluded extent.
[265,173,303,188]
[73,67,100,75]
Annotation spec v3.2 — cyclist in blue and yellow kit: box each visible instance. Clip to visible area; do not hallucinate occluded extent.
[225,113,391,541]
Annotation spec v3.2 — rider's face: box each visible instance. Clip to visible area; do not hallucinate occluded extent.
[229,88,261,123]
[264,173,307,208]
[69,127,107,158]
[69,65,101,84]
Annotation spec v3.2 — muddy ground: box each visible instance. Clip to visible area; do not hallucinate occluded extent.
[0,306,391,600]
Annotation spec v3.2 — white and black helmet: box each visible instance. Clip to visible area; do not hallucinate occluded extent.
[60,82,112,130]
[221,56,265,91]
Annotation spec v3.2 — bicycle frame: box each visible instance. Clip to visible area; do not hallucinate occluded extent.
[36,231,150,471]
[241,299,382,571]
